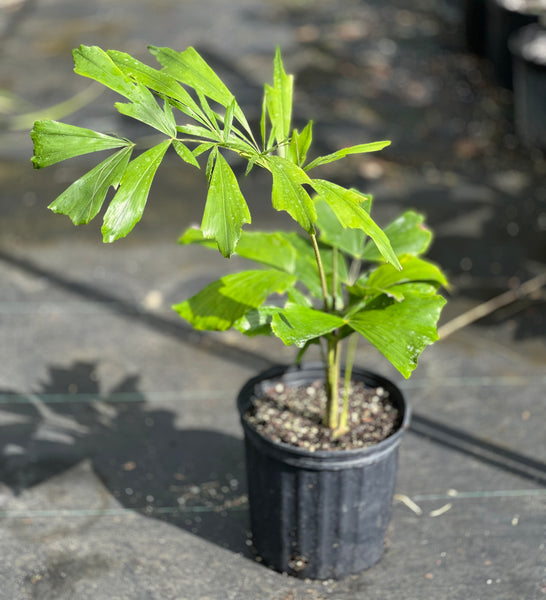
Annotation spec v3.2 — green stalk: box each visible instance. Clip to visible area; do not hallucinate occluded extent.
[323,336,340,429]
[310,232,330,312]
[327,247,342,430]
[348,257,362,285]
[332,247,338,312]
[310,231,342,429]
[338,333,358,434]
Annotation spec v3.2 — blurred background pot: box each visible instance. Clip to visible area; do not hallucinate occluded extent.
[510,22,546,148]
[485,0,539,88]
[465,0,487,55]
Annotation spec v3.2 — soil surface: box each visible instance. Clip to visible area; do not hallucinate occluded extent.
[244,379,401,452]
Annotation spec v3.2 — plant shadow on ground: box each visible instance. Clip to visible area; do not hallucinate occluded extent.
[0,361,251,556]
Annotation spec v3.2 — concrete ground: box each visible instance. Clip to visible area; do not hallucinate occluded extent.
[0,0,545,598]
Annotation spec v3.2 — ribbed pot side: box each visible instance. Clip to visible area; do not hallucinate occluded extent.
[237,364,410,580]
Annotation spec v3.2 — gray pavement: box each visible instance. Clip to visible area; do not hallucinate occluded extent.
[0,1,545,598]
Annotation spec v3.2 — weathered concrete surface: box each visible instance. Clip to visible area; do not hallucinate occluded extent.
[0,1,545,599]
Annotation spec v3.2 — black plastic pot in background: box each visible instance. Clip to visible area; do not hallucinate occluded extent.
[485,0,539,88]
[464,0,487,55]
[510,23,546,148]
[237,363,410,580]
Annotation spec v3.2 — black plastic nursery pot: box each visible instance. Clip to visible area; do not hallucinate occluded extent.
[485,0,539,88]
[464,0,487,55]
[237,363,410,580]
[510,24,546,149]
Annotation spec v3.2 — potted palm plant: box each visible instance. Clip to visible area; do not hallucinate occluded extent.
[31,45,447,580]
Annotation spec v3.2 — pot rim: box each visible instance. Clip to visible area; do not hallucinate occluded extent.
[237,362,411,470]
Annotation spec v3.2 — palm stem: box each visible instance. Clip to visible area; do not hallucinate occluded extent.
[323,337,340,429]
[332,247,338,312]
[310,232,330,312]
[339,333,358,432]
